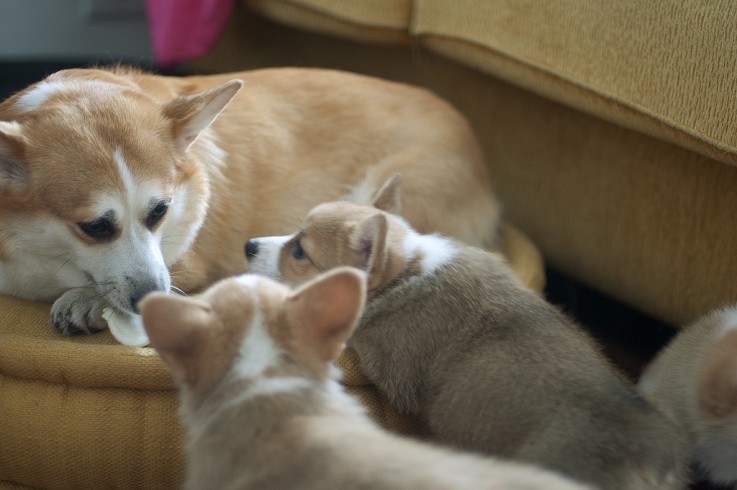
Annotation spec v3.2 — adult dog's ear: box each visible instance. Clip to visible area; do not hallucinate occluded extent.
[372,173,402,215]
[163,79,243,152]
[0,121,28,192]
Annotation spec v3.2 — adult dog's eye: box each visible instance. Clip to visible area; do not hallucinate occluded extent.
[292,240,307,260]
[78,218,115,239]
[146,201,170,229]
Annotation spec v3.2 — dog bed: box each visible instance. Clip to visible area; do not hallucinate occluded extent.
[0,224,544,490]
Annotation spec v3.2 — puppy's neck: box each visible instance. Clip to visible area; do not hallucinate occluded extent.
[369,227,458,299]
[181,364,363,446]
[402,230,459,275]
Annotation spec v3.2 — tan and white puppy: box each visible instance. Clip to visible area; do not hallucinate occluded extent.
[245,176,688,490]
[639,305,737,487]
[140,268,590,490]
[0,66,499,335]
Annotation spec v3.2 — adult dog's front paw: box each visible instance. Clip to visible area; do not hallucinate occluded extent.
[51,288,108,335]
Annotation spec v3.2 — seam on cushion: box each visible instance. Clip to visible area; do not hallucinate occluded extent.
[249,0,412,31]
[0,371,177,392]
[0,335,176,391]
[415,32,737,167]
[0,480,44,490]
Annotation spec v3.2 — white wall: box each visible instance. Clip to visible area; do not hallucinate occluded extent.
[0,0,153,62]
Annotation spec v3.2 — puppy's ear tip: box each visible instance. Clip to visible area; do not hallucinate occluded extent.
[372,174,402,214]
[697,330,737,419]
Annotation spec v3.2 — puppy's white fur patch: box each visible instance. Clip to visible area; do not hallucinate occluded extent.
[247,235,293,278]
[234,274,262,289]
[403,230,458,274]
[239,376,313,400]
[232,307,282,381]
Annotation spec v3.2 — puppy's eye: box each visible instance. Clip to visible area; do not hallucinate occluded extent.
[292,240,307,260]
[78,218,115,239]
[146,201,170,229]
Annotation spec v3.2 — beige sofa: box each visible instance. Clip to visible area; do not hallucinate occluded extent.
[193,0,737,327]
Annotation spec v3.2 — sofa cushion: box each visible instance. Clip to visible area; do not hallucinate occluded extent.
[245,0,412,44]
[412,0,737,167]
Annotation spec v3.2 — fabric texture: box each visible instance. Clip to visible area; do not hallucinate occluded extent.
[0,225,543,489]
[245,0,412,44]
[412,0,737,167]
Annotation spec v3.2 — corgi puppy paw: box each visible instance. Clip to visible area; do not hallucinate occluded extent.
[51,287,108,335]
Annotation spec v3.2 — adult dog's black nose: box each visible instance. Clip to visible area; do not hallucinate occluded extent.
[245,239,259,261]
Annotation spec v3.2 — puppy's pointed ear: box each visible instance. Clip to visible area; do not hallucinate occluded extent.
[163,79,243,152]
[139,293,214,385]
[697,329,737,419]
[350,213,389,291]
[372,173,402,215]
[0,121,28,191]
[287,267,367,362]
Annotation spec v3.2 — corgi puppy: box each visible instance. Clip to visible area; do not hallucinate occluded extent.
[639,305,737,487]
[140,267,590,490]
[245,175,688,490]
[0,66,499,335]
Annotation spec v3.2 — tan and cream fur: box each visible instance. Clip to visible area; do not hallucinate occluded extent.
[140,268,590,490]
[0,66,498,335]
[639,305,737,487]
[245,176,688,490]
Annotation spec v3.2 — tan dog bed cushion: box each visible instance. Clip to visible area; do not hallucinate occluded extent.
[0,224,543,490]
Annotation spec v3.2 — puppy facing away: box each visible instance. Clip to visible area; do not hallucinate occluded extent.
[245,176,688,490]
[639,305,737,487]
[140,268,591,490]
[0,66,499,335]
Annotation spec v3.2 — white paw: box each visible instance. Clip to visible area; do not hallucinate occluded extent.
[51,287,108,335]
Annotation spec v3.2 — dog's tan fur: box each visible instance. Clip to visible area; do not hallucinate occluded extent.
[0,66,498,334]
[246,177,689,490]
[639,306,737,486]
[140,269,590,490]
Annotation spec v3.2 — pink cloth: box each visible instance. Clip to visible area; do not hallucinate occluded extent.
[145,0,235,68]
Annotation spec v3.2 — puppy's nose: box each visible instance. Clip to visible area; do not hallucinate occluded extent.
[245,239,259,261]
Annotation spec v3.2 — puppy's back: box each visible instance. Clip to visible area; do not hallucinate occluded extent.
[355,245,687,489]
[263,408,592,490]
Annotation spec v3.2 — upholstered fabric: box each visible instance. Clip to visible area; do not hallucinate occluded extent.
[0,224,542,489]
[412,0,737,167]
[246,0,412,44]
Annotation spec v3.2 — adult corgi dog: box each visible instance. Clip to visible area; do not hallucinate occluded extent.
[245,175,688,490]
[0,66,499,335]
[639,305,737,487]
[139,268,590,490]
